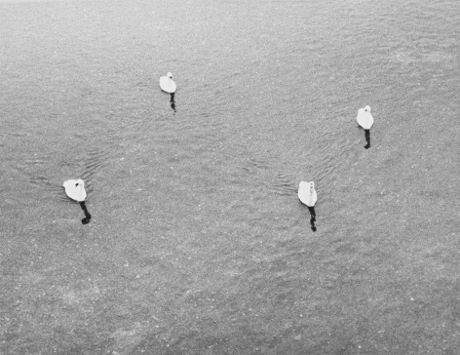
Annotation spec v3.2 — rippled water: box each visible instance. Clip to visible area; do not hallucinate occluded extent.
[1,0,459,353]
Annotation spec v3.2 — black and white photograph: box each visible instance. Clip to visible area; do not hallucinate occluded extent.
[1,0,459,354]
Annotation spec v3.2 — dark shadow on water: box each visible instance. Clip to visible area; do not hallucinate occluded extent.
[79,201,91,225]
[364,129,371,149]
[307,206,317,232]
[170,93,176,112]
[357,125,371,149]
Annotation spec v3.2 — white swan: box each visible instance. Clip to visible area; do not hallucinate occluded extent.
[356,105,374,130]
[63,179,87,202]
[298,181,317,207]
[159,72,177,94]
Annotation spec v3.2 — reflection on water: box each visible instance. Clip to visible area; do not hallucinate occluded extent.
[364,128,371,149]
[307,206,317,232]
[1,0,459,353]
[79,201,91,224]
[170,92,176,112]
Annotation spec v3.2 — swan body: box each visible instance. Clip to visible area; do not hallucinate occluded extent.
[159,72,177,93]
[298,181,317,207]
[63,179,87,202]
[356,105,374,130]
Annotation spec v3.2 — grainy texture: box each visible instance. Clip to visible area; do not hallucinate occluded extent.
[1,0,459,354]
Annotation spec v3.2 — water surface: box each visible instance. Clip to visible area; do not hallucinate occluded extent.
[1,0,459,353]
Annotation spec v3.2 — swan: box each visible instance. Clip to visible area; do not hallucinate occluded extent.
[356,105,374,149]
[63,179,87,202]
[298,181,317,207]
[159,72,177,94]
[63,179,91,224]
[356,105,374,130]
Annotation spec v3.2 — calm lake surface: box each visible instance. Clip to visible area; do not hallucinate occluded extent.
[1,0,459,353]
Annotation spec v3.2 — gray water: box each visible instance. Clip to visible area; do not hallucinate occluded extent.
[1,0,459,354]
